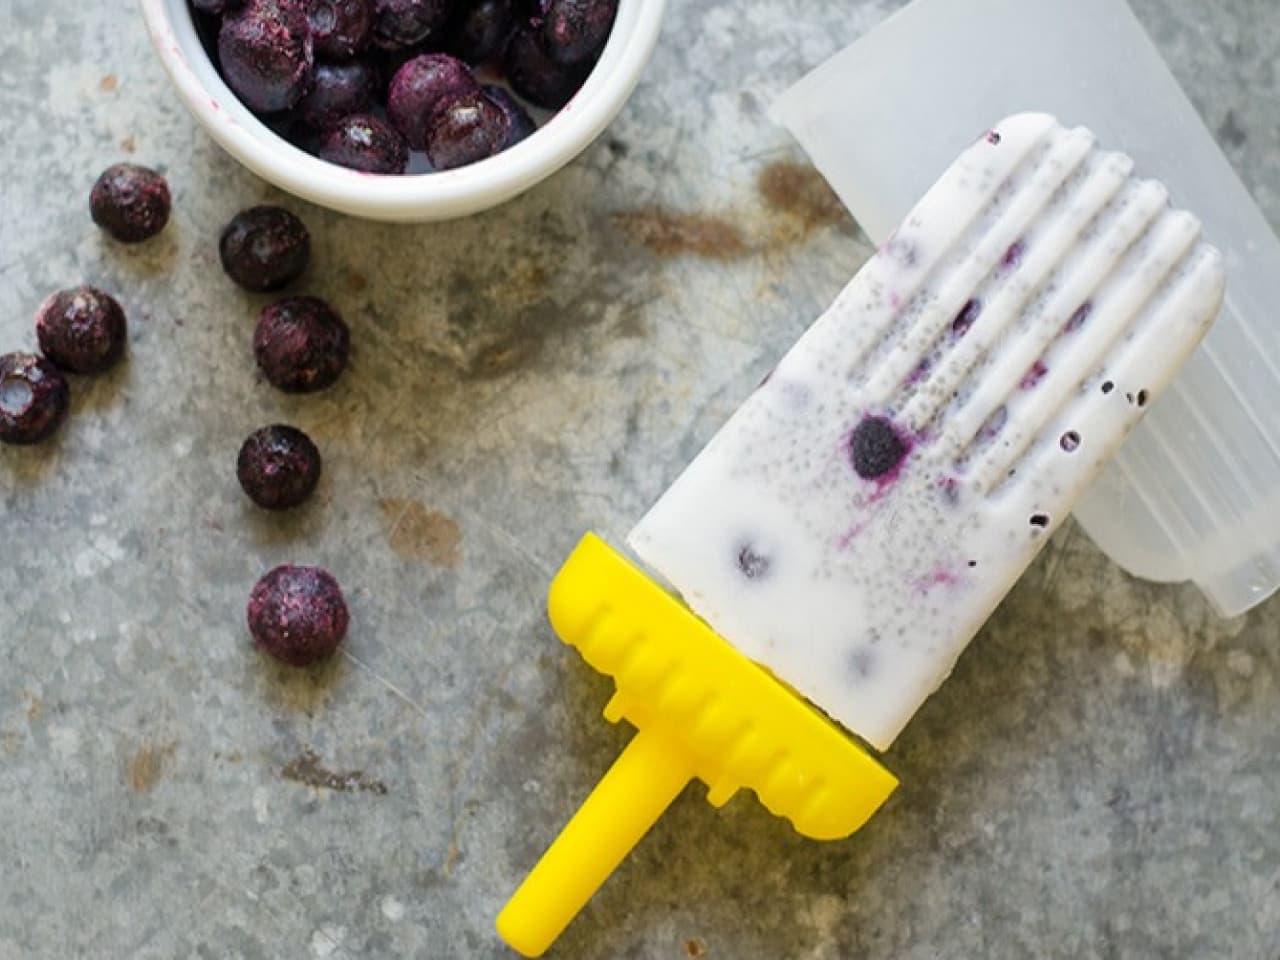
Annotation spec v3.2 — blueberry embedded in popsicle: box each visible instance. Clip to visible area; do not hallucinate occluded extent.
[735,543,770,581]
[1001,238,1026,270]
[951,297,981,338]
[849,415,908,481]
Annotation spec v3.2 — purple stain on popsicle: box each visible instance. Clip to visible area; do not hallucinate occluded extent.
[1019,359,1048,390]
[1065,301,1093,333]
[912,568,963,594]
[1001,239,1026,270]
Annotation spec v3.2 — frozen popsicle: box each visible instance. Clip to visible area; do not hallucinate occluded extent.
[630,111,1226,750]
[497,112,1225,957]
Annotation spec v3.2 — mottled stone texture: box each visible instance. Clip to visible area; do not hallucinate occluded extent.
[0,1,1277,958]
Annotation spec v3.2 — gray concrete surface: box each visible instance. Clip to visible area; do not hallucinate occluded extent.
[1,1,1277,957]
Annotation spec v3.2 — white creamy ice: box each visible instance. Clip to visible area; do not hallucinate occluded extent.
[628,113,1225,750]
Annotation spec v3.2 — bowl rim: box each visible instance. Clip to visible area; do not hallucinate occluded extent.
[138,0,666,221]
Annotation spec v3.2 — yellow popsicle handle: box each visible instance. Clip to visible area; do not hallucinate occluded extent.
[496,728,694,958]
[496,534,896,956]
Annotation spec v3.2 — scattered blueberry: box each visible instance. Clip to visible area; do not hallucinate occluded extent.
[296,59,379,129]
[1101,380,1115,394]
[1060,430,1081,452]
[985,130,1002,145]
[541,0,616,65]
[951,297,981,337]
[426,91,508,169]
[318,113,409,173]
[386,53,478,151]
[735,543,770,581]
[254,296,351,393]
[849,415,907,480]
[0,353,70,446]
[89,163,171,243]
[1136,389,1148,407]
[449,0,515,63]
[237,424,322,510]
[308,0,375,59]
[218,0,315,114]
[247,564,349,666]
[483,85,536,148]
[35,286,128,375]
[503,23,588,109]
[373,0,454,50]
[219,206,311,292]
[1002,239,1026,269]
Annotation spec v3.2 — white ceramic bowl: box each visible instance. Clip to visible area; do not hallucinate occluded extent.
[139,0,666,221]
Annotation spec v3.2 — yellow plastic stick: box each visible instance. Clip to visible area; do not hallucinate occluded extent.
[496,729,695,958]
[496,534,898,956]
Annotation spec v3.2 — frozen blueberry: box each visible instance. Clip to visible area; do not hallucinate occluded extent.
[0,353,70,446]
[237,424,322,510]
[219,206,311,292]
[373,0,454,50]
[426,91,508,169]
[483,85,535,147]
[541,0,615,65]
[89,163,171,243]
[318,113,409,173]
[247,565,349,666]
[308,0,375,59]
[735,543,770,581]
[448,0,514,63]
[849,415,907,480]
[386,53,478,151]
[503,23,588,109]
[192,0,241,13]
[296,59,378,129]
[254,296,350,393]
[35,286,128,375]
[218,0,315,114]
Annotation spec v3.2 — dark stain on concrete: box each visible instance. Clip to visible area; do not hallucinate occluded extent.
[757,160,848,231]
[611,210,752,260]
[377,497,463,568]
[281,748,388,795]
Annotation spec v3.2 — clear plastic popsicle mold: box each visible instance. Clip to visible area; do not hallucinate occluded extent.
[771,0,1280,616]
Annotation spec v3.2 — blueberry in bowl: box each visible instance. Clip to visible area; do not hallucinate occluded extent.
[141,0,666,219]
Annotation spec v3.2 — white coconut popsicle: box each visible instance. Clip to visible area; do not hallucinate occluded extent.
[628,113,1225,751]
